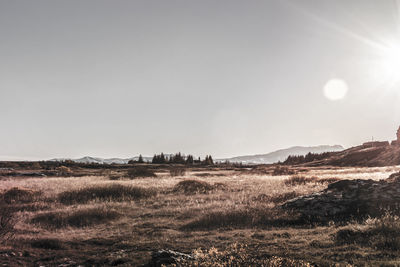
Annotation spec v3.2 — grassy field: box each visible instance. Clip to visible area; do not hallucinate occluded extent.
[1,165,400,266]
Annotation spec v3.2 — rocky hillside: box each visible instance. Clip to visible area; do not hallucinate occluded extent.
[304,143,400,167]
[282,171,400,222]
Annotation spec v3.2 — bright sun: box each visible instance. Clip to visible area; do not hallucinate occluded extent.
[380,45,400,83]
[323,78,349,101]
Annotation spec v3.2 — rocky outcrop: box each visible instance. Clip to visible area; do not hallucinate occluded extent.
[282,172,400,222]
[146,250,193,267]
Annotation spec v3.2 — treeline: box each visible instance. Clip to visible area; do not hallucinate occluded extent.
[149,152,214,165]
[151,152,214,165]
[283,152,333,165]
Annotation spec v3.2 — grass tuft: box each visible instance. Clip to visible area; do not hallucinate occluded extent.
[1,187,41,204]
[169,167,186,177]
[284,176,340,186]
[182,208,303,230]
[0,201,14,243]
[175,243,312,266]
[58,184,156,204]
[127,167,156,178]
[173,180,219,194]
[31,207,120,228]
[30,238,64,250]
[335,213,400,251]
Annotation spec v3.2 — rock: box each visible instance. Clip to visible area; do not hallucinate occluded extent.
[282,173,400,222]
[147,250,193,267]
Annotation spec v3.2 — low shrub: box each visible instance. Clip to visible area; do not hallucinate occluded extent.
[170,167,186,177]
[335,214,400,251]
[175,243,311,266]
[182,208,304,230]
[270,191,301,204]
[173,180,215,194]
[0,201,14,243]
[272,166,296,176]
[284,176,340,186]
[30,238,63,250]
[317,177,341,184]
[194,173,225,177]
[252,191,300,204]
[58,184,156,205]
[284,176,318,186]
[2,187,41,204]
[31,207,120,228]
[56,166,72,176]
[127,167,156,178]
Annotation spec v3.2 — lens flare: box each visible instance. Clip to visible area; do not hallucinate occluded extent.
[323,79,349,101]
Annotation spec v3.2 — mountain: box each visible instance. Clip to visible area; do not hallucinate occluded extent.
[50,145,344,165]
[217,145,344,164]
[50,156,153,164]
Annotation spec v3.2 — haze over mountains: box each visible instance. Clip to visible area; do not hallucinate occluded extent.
[51,145,344,165]
[218,145,344,164]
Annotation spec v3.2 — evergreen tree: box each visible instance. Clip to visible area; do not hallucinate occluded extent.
[152,154,158,164]
[160,153,166,164]
[138,154,144,163]
[186,155,194,165]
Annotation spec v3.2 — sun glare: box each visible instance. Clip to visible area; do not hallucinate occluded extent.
[323,78,348,101]
[380,45,400,83]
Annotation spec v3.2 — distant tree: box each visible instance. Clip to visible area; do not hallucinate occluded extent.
[138,154,144,163]
[152,154,158,164]
[160,153,166,164]
[186,155,194,165]
[152,153,167,164]
[203,155,214,165]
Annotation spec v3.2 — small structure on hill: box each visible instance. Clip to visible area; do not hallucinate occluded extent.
[362,141,389,148]
[391,126,400,146]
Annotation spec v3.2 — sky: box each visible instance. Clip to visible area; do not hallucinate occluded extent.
[1,0,400,160]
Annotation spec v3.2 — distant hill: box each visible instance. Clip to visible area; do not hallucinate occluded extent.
[303,143,400,167]
[50,156,153,164]
[217,145,344,164]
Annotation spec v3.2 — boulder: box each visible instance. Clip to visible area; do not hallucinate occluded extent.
[282,172,400,222]
[147,250,193,267]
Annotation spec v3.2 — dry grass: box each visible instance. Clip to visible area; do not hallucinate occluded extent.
[1,165,400,266]
[58,184,156,204]
[336,213,400,251]
[170,167,186,177]
[182,207,305,230]
[177,243,312,266]
[30,238,64,250]
[126,167,157,178]
[1,187,41,204]
[0,201,14,243]
[31,207,120,228]
[284,176,340,186]
[173,180,216,194]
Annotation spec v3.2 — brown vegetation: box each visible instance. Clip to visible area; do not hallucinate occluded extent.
[169,167,186,177]
[335,214,400,251]
[30,238,64,250]
[1,187,41,204]
[126,167,157,178]
[0,202,14,243]
[173,180,224,194]
[1,164,400,266]
[284,176,340,186]
[31,207,120,228]
[58,184,156,204]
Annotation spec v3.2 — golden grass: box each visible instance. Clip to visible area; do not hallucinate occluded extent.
[1,165,400,266]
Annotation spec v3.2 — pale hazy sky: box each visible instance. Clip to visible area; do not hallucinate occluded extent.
[1,0,400,160]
